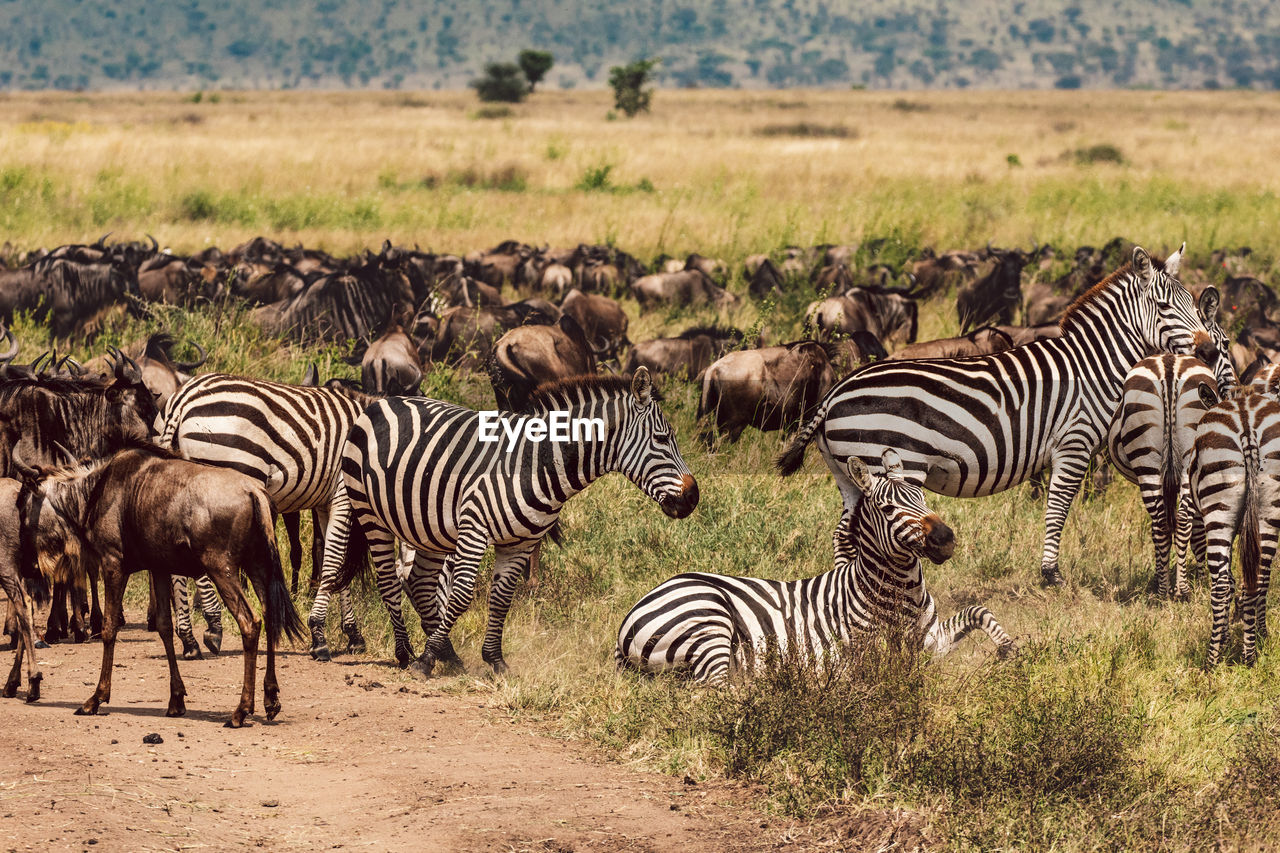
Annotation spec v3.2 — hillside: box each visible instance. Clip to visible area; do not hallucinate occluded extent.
[6,0,1280,91]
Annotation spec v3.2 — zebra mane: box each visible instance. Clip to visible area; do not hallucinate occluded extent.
[527,374,652,411]
[1059,254,1169,333]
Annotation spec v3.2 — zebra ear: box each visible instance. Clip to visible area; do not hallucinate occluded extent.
[1165,242,1186,276]
[881,448,905,480]
[1132,246,1154,287]
[1198,286,1220,323]
[845,455,874,492]
[1198,381,1219,409]
[631,365,653,404]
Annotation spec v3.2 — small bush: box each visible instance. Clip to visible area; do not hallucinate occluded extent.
[1073,143,1125,165]
[754,123,857,139]
[472,105,515,120]
[892,98,930,112]
[576,164,613,192]
[609,58,659,118]
[470,62,528,104]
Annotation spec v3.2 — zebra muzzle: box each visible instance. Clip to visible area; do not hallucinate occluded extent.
[920,517,955,564]
[659,474,699,519]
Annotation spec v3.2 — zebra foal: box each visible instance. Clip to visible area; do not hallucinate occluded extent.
[616,449,1014,685]
[1188,389,1280,667]
[778,244,1216,587]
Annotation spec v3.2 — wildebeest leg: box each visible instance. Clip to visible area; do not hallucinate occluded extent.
[204,566,261,728]
[479,543,536,675]
[150,572,188,718]
[0,575,41,702]
[68,571,90,644]
[44,582,68,643]
[87,562,105,639]
[283,512,303,595]
[193,576,223,654]
[77,565,126,716]
[403,551,463,673]
[171,577,201,660]
[413,528,489,676]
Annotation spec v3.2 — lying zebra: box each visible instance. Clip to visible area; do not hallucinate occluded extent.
[616,449,1015,685]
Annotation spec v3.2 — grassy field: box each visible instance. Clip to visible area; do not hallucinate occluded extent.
[6,88,1280,850]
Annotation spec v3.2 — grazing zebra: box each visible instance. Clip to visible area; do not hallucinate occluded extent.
[314,368,699,674]
[1187,389,1280,667]
[1105,287,1237,597]
[778,244,1216,586]
[616,450,1014,685]
[158,373,375,659]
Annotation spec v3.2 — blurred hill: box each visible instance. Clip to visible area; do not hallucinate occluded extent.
[7,0,1280,91]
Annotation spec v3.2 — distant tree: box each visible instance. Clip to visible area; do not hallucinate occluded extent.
[471,62,528,103]
[608,57,659,117]
[518,49,554,91]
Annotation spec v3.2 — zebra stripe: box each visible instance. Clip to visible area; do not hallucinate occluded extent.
[158,373,375,657]
[1188,389,1280,667]
[616,450,1013,685]
[314,369,698,673]
[1106,354,1222,597]
[778,244,1214,586]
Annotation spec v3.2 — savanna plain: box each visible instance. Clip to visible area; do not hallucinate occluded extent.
[3,88,1280,851]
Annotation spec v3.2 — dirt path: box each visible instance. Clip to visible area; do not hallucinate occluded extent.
[0,615,806,853]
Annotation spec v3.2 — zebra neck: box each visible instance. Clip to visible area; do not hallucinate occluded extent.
[501,397,623,511]
[1057,279,1149,390]
[831,534,925,638]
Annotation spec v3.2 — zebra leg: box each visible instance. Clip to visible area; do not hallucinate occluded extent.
[924,602,1016,659]
[171,577,201,660]
[404,550,464,672]
[339,589,364,653]
[1242,525,1278,666]
[1039,446,1093,587]
[1173,493,1196,599]
[1204,520,1236,669]
[479,543,537,675]
[1138,485,1175,598]
[360,527,415,667]
[415,528,490,677]
[308,489,351,661]
[197,575,223,654]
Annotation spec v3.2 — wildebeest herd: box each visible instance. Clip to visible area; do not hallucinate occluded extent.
[0,232,1276,723]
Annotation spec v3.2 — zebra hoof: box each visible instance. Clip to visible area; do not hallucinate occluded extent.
[344,627,366,655]
[488,659,510,676]
[408,652,436,678]
[181,638,202,661]
[996,641,1018,660]
[1040,568,1065,588]
[310,641,331,662]
[395,642,414,668]
[203,628,223,656]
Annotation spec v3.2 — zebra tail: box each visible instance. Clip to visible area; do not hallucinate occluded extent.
[1160,390,1180,565]
[1242,437,1261,598]
[776,392,832,476]
[252,491,306,646]
[322,517,371,594]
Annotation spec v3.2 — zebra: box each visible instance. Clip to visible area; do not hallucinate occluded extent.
[1105,286,1237,597]
[313,368,699,674]
[1187,388,1280,667]
[616,450,1015,685]
[158,373,376,659]
[777,244,1217,586]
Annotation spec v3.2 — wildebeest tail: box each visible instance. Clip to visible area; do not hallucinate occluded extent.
[251,490,306,645]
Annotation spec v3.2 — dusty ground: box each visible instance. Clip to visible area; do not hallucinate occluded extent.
[0,614,922,853]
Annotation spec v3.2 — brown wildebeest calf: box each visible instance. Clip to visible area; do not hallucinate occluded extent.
[888,326,1016,361]
[0,475,52,702]
[19,444,305,727]
[488,315,597,411]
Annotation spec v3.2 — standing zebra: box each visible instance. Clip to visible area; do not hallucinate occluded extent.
[617,450,1014,685]
[1105,286,1236,597]
[1188,389,1280,667]
[158,373,374,658]
[778,244,1217,586]
[314,368,699,674]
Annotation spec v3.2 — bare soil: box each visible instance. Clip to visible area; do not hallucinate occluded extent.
[0,614,920,852]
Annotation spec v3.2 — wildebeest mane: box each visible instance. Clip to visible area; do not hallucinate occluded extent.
[676,325,743,341]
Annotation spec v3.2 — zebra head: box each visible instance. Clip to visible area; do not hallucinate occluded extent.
[1197,285,1237,391]
[1134,244,1217,367]
[616,367,699,519]
[846,449,954,565]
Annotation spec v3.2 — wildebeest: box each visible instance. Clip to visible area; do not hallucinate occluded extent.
[489,315,597,411]
[698,341,835,443]
[0,350,159,642]
[956,247,1029,333]
[17,444,306,726]
[84,333,207,409]
[0,256,136,340]
[995,322,1065,347]
[624,326,747,380]
[826,331,890,376]
[559,289,629,363]
[908,248,983,300]
[0,469,51,702]
[889,326,1015,360]
[360,312,423,396]
[804,287,918,350]
[430,301,560,368]
[631,269,738,312]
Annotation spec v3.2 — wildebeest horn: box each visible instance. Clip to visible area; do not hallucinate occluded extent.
[52,441,78,466]
[10,443,38,482]
[0,323,17,364]
[57,355,86,376]
[29,351,53,374]
[96,232,113,248]
[112,347,142,382]
[146,233,159,252]
[173,341,207,371]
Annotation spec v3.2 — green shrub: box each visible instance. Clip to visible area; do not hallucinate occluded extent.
[1073,143,1125,165]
